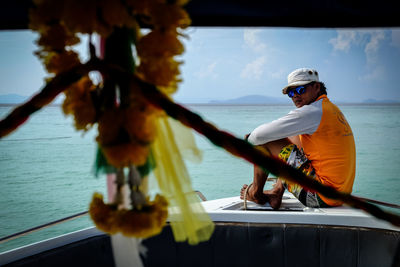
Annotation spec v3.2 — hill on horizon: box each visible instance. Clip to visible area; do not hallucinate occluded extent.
[208,94,400,105]
[209,94,288,104]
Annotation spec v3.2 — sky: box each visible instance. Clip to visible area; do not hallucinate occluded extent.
[1,27,400,103]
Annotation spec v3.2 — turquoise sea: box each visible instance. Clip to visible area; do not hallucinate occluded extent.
[1,103,400,252]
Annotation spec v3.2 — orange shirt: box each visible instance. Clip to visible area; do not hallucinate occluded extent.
[300,95,356,206]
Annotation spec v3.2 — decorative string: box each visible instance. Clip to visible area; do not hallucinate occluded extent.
[0,60,399,227]
[0,60,98,138]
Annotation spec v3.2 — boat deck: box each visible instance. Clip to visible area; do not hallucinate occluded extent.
[202,193,400,231]
[1,194,399,267]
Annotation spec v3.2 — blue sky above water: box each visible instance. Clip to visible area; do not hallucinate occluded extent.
[1,28,400,104]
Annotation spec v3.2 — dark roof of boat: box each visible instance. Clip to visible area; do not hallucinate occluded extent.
[1,0,400,30]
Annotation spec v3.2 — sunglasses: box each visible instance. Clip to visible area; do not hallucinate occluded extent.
[288,85,307,98]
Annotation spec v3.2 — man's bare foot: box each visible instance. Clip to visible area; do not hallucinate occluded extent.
[262,179,285,209]
[264,189,284,210]
[240,184,268,205]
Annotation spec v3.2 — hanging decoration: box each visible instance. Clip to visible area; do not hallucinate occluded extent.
[25,0,214,243]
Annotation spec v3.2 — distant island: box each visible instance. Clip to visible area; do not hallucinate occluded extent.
[207,95,399,105]
[209,95,288,104]
[361,98,400,104]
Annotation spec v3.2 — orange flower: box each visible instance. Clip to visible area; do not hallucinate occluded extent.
[62,76,97,131]
[89,193,119,234]
[29,0,64,33]
[61,0,97,34]
[89,193,168,238]
[176,0,190,5]
[96,107,153,167]
[101,142,150,167]
[117,194,168,238]
[126,0,151,16]
[37,50,80,75]
[100,0,137,29]
[37,24,80,50]
[124,106,157,143]
[137,57,181,87]
[137,30,184,58]
[96,108,125,145]
[150,3,191,30]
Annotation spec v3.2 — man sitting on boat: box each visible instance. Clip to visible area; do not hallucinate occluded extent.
[240,68,356,208]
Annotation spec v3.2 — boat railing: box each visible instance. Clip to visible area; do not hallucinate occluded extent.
[0,190,208,245]
[2,189,397,246]
[0,211,89,244]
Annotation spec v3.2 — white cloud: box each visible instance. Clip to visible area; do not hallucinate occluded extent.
[329,30,359,52]
[194,62,218,79]
[240,56,266,79]
[243,29,267,53]
[330,30,387,82]
[390,29,400,49]
[330,30,385,64]
[364,31,385,64]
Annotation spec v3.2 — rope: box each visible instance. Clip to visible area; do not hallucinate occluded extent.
[243,183,253,210]
[353,196,400,209]
[0,60,399,227]
[0,61,96,138]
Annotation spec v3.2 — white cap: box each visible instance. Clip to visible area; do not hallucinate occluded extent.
[282,68,319,94]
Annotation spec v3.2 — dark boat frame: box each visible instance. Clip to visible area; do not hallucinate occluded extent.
[0,1,399,266]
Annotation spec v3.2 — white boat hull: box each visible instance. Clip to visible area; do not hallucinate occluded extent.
[1,194,399,267]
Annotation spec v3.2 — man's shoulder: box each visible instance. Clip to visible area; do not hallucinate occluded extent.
[292,98,323,115]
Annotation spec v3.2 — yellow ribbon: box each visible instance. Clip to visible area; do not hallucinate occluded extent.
[151,116,214,245]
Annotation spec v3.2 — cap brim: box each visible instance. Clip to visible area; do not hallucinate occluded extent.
[282,81,313,94]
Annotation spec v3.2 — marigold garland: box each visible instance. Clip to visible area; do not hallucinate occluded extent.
[89,192,168,238]
[30,0,188,164]
[28,0,191,239]
[62,76,96,131]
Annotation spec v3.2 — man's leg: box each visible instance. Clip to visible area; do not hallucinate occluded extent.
[240,138,292,209]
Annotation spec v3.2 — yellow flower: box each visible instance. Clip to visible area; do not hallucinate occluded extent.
[37,50,81,75]
[62,76,97,131]
[150,3,191,29]
[29,0,64,33]
[101,142,150,168]
[96,108,152,167]
[117,194,168,238]
[89,192,120,234]
[61,0,96,34]
[100,0,137,29]
[125,109,157,143]
[37,24,80,51]
[61,0,111,36]
[137,57,181,87]
[126,0,151,15]
[137,29,184,58]
[175,0,190,5]
[89,193,168,238]
[96,108,125,145]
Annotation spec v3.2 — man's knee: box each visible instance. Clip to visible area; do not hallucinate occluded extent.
[259,138,292,156]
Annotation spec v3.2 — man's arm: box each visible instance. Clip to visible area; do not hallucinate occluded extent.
[247,101,323,145]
